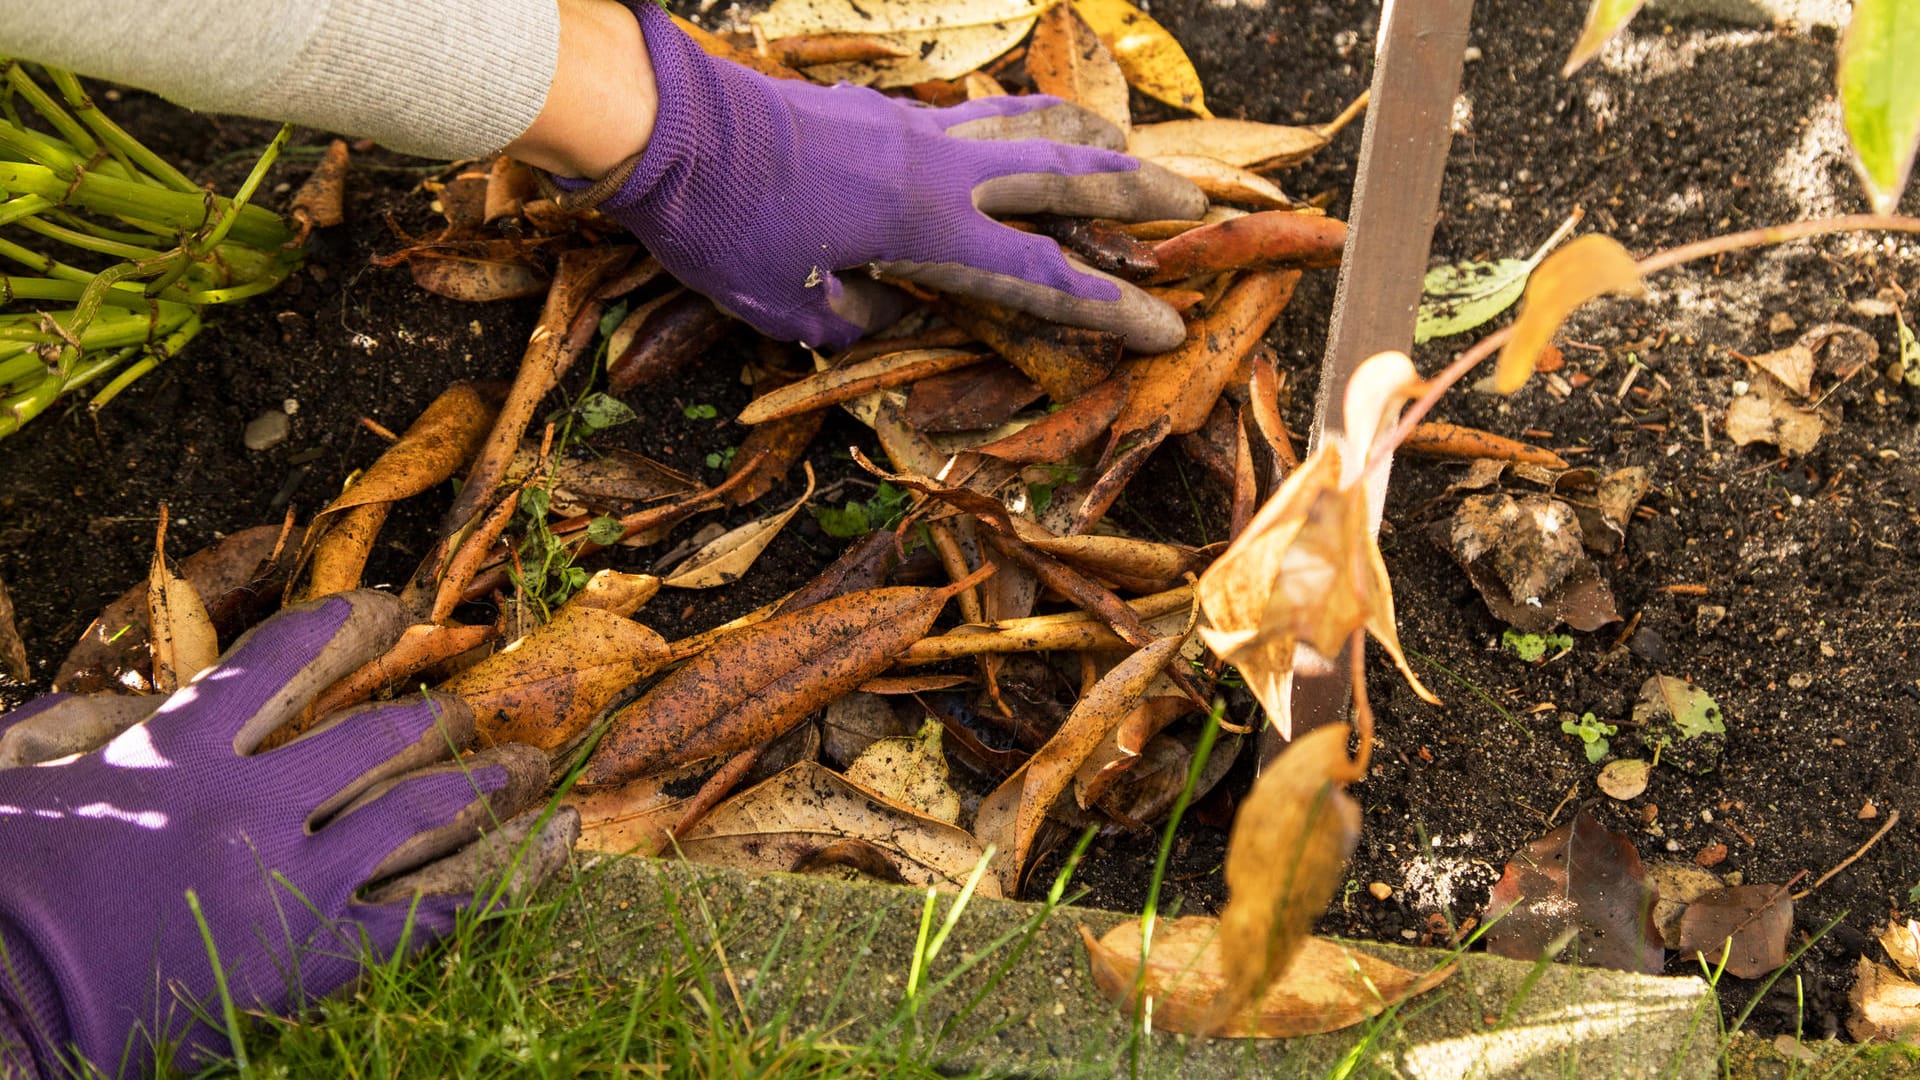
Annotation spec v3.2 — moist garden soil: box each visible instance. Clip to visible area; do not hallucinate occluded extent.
[3,0,1916,1044]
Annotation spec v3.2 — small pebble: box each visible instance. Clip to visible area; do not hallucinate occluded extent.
[1768,312,1797,334]
[1629,627,1669,664]
[1400,929,1418,941]
[1694,842,1728,868]
[1859,800,1878,820]
[1368,882,1393,901]
[1665,838,1682,852]
[1695,604,1727,634]
[243,409,290,451]
[282,398,300,416]
[1787,672,1813,690]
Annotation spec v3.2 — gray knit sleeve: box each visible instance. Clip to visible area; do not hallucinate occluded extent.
[0,0,561,160]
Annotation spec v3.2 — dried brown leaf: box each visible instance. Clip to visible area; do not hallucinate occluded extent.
[1145,155,1294,209]
[1071,0,1209,117]
[662,466,814,589]
[1848,957,1920,1043]
[1676,884,1792,979]
[1495,234,1645,394]
[0,574,27,683]
[147,509,217,694]
[1112,269,1297,444]
[1149,211,1345,283]
[1726,375,1827,455]
[753,0,1041,88]
[766,32,910,68]
[409,254,551,302]
[289,139,349,235]
[308,622,496,720]
[677,761,1000,894]
[971,372,1129,463]
[903,362,1044,433]
[439,605,669,753]
[740,349,985,425]
[583,575,980,786]
[944,297,1122,402]
[1482,806,1665,974]
[1083,916,1453,1037]
[974,626,1190,894]
[1028,3,1131,133]
[1126,94,1367,169]
[607,289,731,396]
[568,757,718,856]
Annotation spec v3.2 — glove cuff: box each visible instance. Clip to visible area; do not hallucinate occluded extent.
[0,920,66,1079]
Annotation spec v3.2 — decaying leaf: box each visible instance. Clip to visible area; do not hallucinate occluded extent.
[1882,918,1920,979]
[148,509,218,695]
[566,569,661,617]
[1725,374,1827,455]
[1632,675,1726,774]
[903,362,1044,433]
[1027,2,1131,133]
[57,524,298,694]
[0,574,27,683]
[1144,155,1294,209]
[844,718,962,823]
[407,254,550,302]
[1676,884,1792,979]
[1555,465,1650,555]
[1848,956,1920,1043]
[568,757,719,857]
[439,603,669,753]
[1437,492,1621,634]
[975,626,1191,894]
[1482,806,1665,974]
[607,289,731,396]
[739,349,984,425]
[1073,696,1193,809]
[822,690,916,766]
[1197,353,1438,738]
[1415,215,1583,344]
[764,31,910,68]
[1083,916,1453,1037]
[1564,0,1647,77]
[307,621,497,721]
[289,138,349,239]
[1202,723,1364,1032]
[1071,0,1210,117]
[1148,211,1344,283]
[583,575,981,786]
[1495,234,1645,394]
[971,372,1128,463]
[1112,269,1297,444]
[1748,342,1817,399]
[662,466,815,589]
[945,296,1123,402]
[1646,859,1727,949]
[1402,422,1567,470]
[752,0,1043,87]
[1126,92,1366,169]
[676,761,1001,895]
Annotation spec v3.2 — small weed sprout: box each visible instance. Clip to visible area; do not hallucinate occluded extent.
[1501,628,1571,663]
[1561,711,1616,763]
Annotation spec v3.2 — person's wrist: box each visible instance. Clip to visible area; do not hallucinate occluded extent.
[505,0,658,179]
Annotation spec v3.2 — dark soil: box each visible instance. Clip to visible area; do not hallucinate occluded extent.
[4,0,1916,1044]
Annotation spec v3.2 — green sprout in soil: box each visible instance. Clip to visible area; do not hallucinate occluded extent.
[1501,628,1572,663]
[1561,711,1616,763]
[704,445,737,471]
[813,481,912,539]
[1,62,303,439]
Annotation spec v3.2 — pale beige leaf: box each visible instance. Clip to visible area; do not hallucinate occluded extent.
[1072,0,1210,117]
[1847,956,1920,1043]
[1881,919,1920,980]
[843,718,962,824]
[1128,95,1367,169]
[974,627,1191,894]
[566,569,661,617]
[0,573,28,683]
[678,761,1000,895]
[1028,3,1130,133]
[753,0,1045,87]
[1146,154,1293,209]
[662,467,815,589]
[1748,343,1816,399]
[147,511,217,694]
[566,758,714,856]
[1083,916,1454,1037]
[739,349,983,425]
[1495,234,1645,394]
[1726,376,1827,455]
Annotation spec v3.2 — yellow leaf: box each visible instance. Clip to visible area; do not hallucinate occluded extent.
[753,0,1048,87]
[1027,2,1131,133]
[1494,234,1644,394]
[1071,0,1210,117]
[147,508,217,694]
[1127,93,1367,168]
[1203,724,1362,1033]
[1564,0,1647,78]
[1082,915,1454,1037]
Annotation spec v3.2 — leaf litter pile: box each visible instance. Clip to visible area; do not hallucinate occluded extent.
[10,0,1920,1048]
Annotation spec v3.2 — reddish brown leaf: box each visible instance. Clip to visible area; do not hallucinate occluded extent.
[1483,806,1665,974]
[1149,211,1345,283]
[1404,421,1568,469]
[903,362,1044,433]
[1073,696,1195,809]
[483,155,538,224]
[607,289,732,396]
[0,574,29,684]
[944,297,1123,402]
[308,622,497,720]
[1677,884,1792,979]
[766,32,909,67]
[1110,269,1297,445]
[672,13,808,80]
[289,139,349,238]
[409,254,550,302]
[582,574,983,786]
[970,371,1128,464]
[739,349,985,425]
[1031,216,1159,280]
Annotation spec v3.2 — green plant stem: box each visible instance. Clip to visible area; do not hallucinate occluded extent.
[48,67,200,193]
[0,161,293,249]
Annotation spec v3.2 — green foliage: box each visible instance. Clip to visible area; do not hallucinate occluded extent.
[1839,0,1920,214]
[704,446,738,471]
[586,515,625,546]
[682,402,719,420]
[0,63,303,439]
[573,392,637,435]
[813,482,912,538]
[1562,712,1617,763]
[1502,628,1573,663]
[509,483,588,618]
[1023,462,1081,515]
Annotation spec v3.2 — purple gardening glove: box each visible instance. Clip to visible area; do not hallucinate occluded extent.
[563,3,1206,353]
[0,591,575,1078]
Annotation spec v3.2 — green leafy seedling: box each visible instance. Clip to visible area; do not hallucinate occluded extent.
[812,482,912,539]
[1561,712,1616,763]
[682,403,719,420]
[704,446,738,471]
[1502,628,1573,663]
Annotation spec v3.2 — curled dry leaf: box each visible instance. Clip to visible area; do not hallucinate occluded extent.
[294,383,498,602]
[1083,916,1453,1038]
[1725,374,1827,455]
[583,574,981,786]
[765,32,910,68]
[1113,269,1297,446]
[1848,956,1920,1043]
[307,622,497,721]
[738,349,984,425]
[1027,2,1131,133]
[289,138,349,238]
[1197,353,1438,738]
[1201,723,1363,1033]
[1074,696,1196,808]
[567,569,661,617]
[568,757,719,857]
[1495,234,1645,394]
[1017,531,1205,596]
[662,465,815,589]
[899,584,1193,663]
[1882,919,1920,980]
[752,0,1043,87]
[822,690,915,767]
[975,626,1191,894]
[439,603,669,753]
[944,296,1123,402]
[1148,211,1345,283]
[903,362,1044,434]
[1145,155,1294,209]
[148,509,218,695]
[971,371,1128,463]
[676,761,1001,895]
[1071,0,1209,117]
[607,289,732,395]
[843,718,963,823]
[408,255,550,302]
[1126,93,1367,169]
[1402,421,1567,470]
[1676,884,1792,979]
[1482,806,1665,974]
[0,574,27,683]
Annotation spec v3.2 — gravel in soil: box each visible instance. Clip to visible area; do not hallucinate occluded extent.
[3,0,1917,1043]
